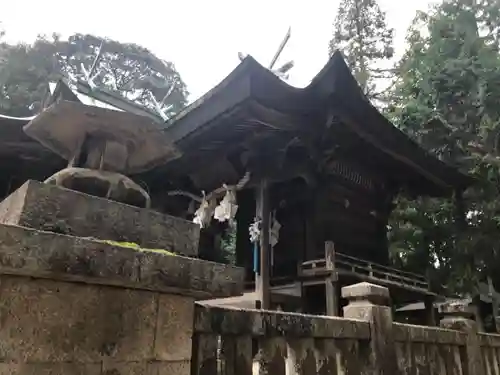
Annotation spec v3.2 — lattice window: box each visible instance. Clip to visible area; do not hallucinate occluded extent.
[327,160,375,191]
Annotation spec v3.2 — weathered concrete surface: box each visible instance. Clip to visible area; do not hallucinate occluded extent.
[0,180,199,256]
[0,363,102,375]
[0,223,243,299]
[45,167,151,209]
[193,304,371,375]
[156,294,195,361]
[342,282,399,375]
[0,275,194,375]
[342,281,390,306]
[440,302,486,375]
[194,303,370,339]
[393,322,467,345]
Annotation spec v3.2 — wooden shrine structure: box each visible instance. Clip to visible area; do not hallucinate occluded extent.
[0,51,474,323]
[154,51,473,319]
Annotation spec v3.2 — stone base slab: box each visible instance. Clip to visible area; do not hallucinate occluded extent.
[0,224,243,299]
[0,180,199,257]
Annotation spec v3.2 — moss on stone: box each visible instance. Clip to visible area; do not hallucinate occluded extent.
[99,239,175,256]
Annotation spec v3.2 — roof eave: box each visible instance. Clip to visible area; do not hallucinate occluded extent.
[161,51,473,195]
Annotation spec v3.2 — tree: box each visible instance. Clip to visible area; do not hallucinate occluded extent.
[328,0,394,99]
[0,36,61,116]
[0,33,188,118]
[55,34,188,118]
[388,0,500,293]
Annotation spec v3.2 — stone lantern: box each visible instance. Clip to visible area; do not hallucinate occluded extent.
[23,100,180,208]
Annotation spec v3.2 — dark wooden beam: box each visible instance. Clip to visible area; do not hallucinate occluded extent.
[256,179,271,310]
[246,100,308,132]
[424,295,437,326]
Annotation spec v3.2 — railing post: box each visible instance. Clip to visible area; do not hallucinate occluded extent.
[424,295,437,326]
[324,241,339,316]
[342,282,398,374]
[440,301,486,375]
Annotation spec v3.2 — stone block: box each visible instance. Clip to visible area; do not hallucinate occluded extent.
[0,363,101,375]
[0,224,243,299]
[155,361,191,375]
[155,294,195,361]
[341,282,390,306]
[101,361,158,375]
[438,299,475,318]
[0,180,199,257]
[0,276,157,362]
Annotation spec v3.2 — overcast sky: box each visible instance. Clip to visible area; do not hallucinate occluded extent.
[1,0,436,102]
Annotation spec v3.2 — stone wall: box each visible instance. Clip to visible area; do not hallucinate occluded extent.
[0,275,193,375]
[0,224,244,375]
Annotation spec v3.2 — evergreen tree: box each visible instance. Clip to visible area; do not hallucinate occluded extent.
[329,0,394,99]
[389,0,500,293]
[0,33,188,117]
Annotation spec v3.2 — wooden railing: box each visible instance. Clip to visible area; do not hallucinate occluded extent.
[301,243,429,292]
[191,281,500,375]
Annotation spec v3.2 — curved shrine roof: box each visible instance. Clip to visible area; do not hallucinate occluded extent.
[164,51,473,197]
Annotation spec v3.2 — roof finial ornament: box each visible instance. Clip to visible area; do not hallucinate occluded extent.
[147,82,175,121]
[122,61,178,121]
[238,27,294,81]
[80,39,105,89]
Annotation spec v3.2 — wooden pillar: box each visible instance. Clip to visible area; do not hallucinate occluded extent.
[299,187,316,314]
[472,297,486,333]
[424,295,437,326]
[304,187,316,262]
[325,241,339,316]
[488,277,499,332]
[256,179,271,310]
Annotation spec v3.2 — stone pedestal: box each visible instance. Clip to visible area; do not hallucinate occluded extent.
[342,282,398,374]
[440,301,486,375]
[0,180,199,256]
[0,224,244,375]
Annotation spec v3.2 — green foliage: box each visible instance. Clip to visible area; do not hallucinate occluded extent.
[389,0,500,293]
[55,34,188,116]
[329,0,394,98]
[0,33,188,117]
[0,36,61,116]
[220,221,237,265]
